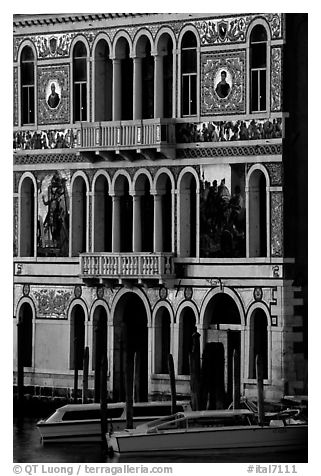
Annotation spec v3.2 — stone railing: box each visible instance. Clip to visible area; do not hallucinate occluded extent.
[80,252,175,281]
[77,118,176,150]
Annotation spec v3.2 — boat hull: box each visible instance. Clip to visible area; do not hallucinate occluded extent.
[107,425,308,455]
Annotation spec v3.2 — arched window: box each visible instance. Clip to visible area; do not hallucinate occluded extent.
[21,46,35,125]
[94,39,112,121]
[179,172,197,257]
[250,25,267,112]
[71,176,87,255]
[181,31,197,116]
[154,308,171,374]
[73,42,87,122]
[93,175,112,252]
[248,170,267,257]
[142,40,154,119]
[20,177,35,257]
[18,303,33,368]
[155,173,172,252]
[249,308,268,379]
[70,305,85,370]
[178,307,196,375]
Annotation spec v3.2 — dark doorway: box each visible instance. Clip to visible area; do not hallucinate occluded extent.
[201,342,226,409]
[92,306,108,402]
[113,293,148,402]
[227,330,241,403]
[18,303,33,368]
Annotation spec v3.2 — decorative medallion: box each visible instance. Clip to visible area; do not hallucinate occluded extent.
[74,285,82,298]
[23,284,30,297]
[159,286,168,300]
[37,65,70,125]
[97,286,105,300]
[253,287,263,301]
[184,287,193,300]
[201,51,246,115]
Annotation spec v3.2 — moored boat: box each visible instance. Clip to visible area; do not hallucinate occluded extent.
[106,409,308,455]
[37,401,191,444]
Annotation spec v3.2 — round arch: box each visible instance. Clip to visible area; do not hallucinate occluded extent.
[15,296,37,321]
[70,170,90,191]
[89,299,110,323]
[70,35,91,57]
[200,287,246,328]
[132,29,154,56]
[154,27,177,53]
[111,169,133,195]
[132,168,153,191]
[246,17,272,43]
[153,167,175,192]
[92,32,113,55]
[177,166,200,193]
[91,170,112,193]
[246,300,272,327]
[177,24,201,49]
[17,39,37,63]
[67,298,89,321]
[152,300,175,326]
[176,299,200,325]
[111,286,152,327]
[246,163,270,189]
[112,31,133,58]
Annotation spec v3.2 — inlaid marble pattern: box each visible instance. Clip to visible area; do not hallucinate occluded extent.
[32,287,72,319]
[271,192,283,256]
[271,47,282,112]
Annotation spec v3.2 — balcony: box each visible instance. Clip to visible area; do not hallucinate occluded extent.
[80,252,175,286]
[76,118,176,161]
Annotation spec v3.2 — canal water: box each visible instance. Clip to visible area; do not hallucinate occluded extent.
[13,416,308,464]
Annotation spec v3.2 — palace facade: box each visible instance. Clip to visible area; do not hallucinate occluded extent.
[13,13,308,404]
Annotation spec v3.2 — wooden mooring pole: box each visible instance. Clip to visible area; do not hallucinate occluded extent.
[125,349,134,429]
[82,346,89,404]
[73,337,78,404]
[168,353,177,414]
[17,321,24,411]
[100,353,108,449]
[189,329,201,410]
[256,354,265,426]
[232,349,240,409]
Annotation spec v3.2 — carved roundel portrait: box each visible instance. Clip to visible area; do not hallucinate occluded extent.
[214,68,232,99]
[253,287,263,301]
[46,80,61,109]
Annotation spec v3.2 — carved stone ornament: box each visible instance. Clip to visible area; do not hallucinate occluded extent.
[159,286,168,300]
[97,286,105,300]
[184,287,193,300]
[271,192,283,257]
[253,287,263,301]
[271,47,282,111]
[74,285,82,298]
[23,284,30,297]
[32,288,72,319]
[37,65,70,124]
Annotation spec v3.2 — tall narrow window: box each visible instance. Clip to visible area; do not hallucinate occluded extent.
[73,42,87,122]
[249,309,268,379]
[21,46,35,125]
[94,40,112,121]
[181,32,197,116]
[250,25,267,112]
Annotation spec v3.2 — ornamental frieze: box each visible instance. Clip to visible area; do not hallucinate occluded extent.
[265,163,283,186]
[195,13,283,45]
[271,192,283,257]
[32,288,73,319]
[201,51,246,115]
[13,128,78,151]
[271,47,282,112]
[13,67,18,126]
[177,144,282,159]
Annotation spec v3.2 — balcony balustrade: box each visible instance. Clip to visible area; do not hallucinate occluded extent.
[80,252,175,285]
[77,118,176,153]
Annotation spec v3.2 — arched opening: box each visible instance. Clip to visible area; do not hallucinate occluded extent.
[178,307,196,375]
[20,177,35,257]
[115,37,133,120]
[179,172,197,257]
[136,36,154,119]
[94,39,112,121]
[134,175,153,252]
[249,308,268,379]
[21,46,35,125]
[17,302,33,368]
[92,305,108,402]
[161,35,173,118]
[71,176,87,256]
[113,293,148,402]
[114,175,133,252]
[69,305,85,370]
[181,31,197,116]
[73,41,87,122]
[249,169,267,257]
[93,175,112,252]
[203,293,242,406]
[154,307,171,374]
[155,173,172,252]
[250,25,267,112]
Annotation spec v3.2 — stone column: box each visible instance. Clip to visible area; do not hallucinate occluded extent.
[112,59,122,121]
[133,57,143,120]
[153,193,163,252]
[132,194,142,252]
[153,54,164,119]
[112,195,121,252]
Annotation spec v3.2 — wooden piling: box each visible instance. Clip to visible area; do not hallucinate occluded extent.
[168,353,177,414]
[232,348,240,409]
[17,321,24,410]
[94,325,101,403]
[73,337,78,404]
[82,346,89,404]
[125,350,134,429]
[100,353,108,449]
[256,354,265,426]
[189,329,201,410]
